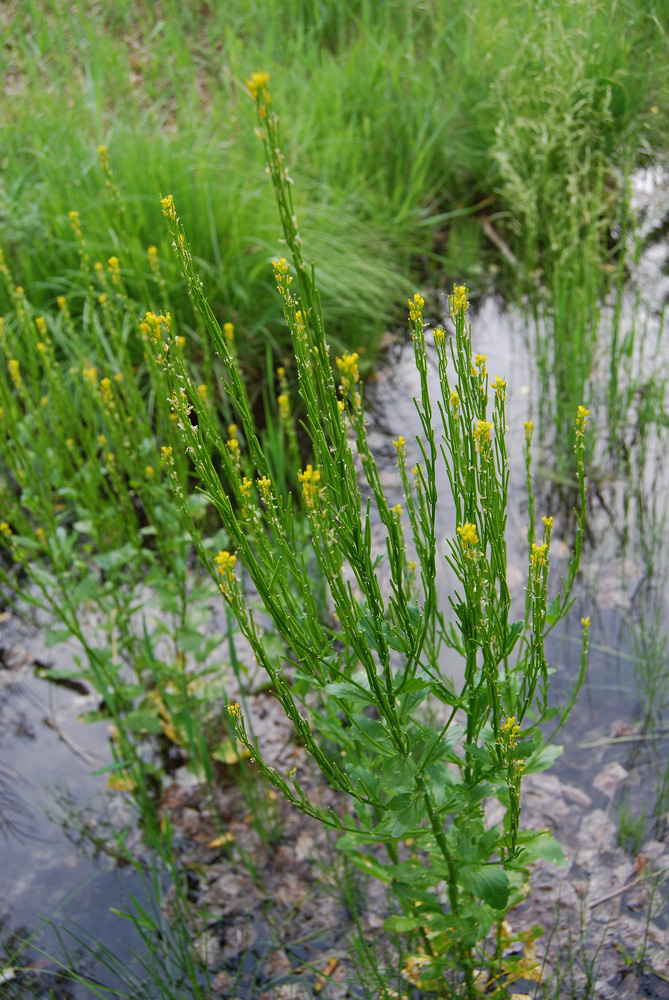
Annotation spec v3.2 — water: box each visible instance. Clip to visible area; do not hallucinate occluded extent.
[1,166,668,991]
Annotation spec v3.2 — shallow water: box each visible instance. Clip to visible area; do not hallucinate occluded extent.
[1,166,668,991]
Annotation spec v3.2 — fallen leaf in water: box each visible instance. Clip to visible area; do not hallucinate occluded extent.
[207,832,234,848]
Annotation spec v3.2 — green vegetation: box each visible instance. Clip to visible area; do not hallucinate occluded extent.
[1,0,667,377]
[1,0,669,995]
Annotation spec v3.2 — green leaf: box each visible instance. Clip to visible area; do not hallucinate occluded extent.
[523,744,563,773]
[460,864,509,909]
[380,753,417,794]
[122,710,164,734]
[345,851,391,883]
[515,829,566,866]
[383,914,423,933]
[505,620,524,655]
[45,628,72,648]
[351,712,393,756]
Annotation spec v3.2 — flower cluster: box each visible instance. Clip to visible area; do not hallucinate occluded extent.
[473,419,492,453]
[457,521,479,558]
[298,464,321,509]
[451,283,468,317]
[336,352,360,389]
[245,71,270,101]
[408,292,424,324]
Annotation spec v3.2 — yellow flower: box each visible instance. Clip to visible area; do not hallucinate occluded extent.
[449,389,460,408]
[581,616,591,629]
[277,393,289,419]
[8,359,22,391]
[35,316,47,336]
[215,550,237,589]
[98,144,109,168]
[40,396,48,406]
[145,465,154,477]
[227,701,241,719]
[240,476,253,500]
[228,424,238,439]
[224,322,235,345]
[97,434,107,446]
[434,326,445,345]
[530,542,548,570]
[393,435,406,457]
[408,292,424,323]
[451,284,468,317]
[113,372,123,383]
[227,437,240,456]
[160,194,176,220]
[524,419,534,441]
[100,377,114,408]
[245,70,270,99]
[197,383,208,402]
[336,352,360,387]
[491,375,506,399]
[298,464,322,508]
[542,515,553,530]
[391,503,402,516]
[0,521,11,539]
[474,352,487,376]
[35,527,45,542]
[82,365,98,386]
[276,366,285,378]
[57,295,68,312]
[161,445,173,461]
[473,419,492,452]
[457,522,479,553]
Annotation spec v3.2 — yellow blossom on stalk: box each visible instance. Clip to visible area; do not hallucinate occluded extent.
[100,377,114,408]
[276,366,285,378]
[215,550,237,585]
[337,400,345,413]
[408,292,424,323]
[245,70,270,100]
[40,396,49,406]
[66,438,75,448]
[0,406,3,420]
[94,261,104,273]
[107,256,121,285]
[106,452,115,464]
[114,372,123,383]
[474,352,487,376]
[575,404,590,442]
[145,465,154,478]
[68,210,82,237]
[473,419,492,452]
[457,522,479,557]
[223,322,235,346]
[451,283,468,317]
[228,424,238,439]
[524,419,534,442]
[8,359,22,391]
[35,527,45,542]
[227,701,241,719]
[449,389,460,409]
[82,365,98,387]
[140,311,170,343]
[412,463,422,478]
[36,342,46,354]
[0,522,11,539]
[197,383,208,402]
[161,445,173,462]
[393,435,406,458]
[542,515,553,531]
[272,258,293,294]
[277,393,289,419]
[177,335,186,350]
[391,503,402,516]
[434,325,445,345]
[240,476,253,500]
[257,475,272,503]
[336,352,360,388]
[500,715,521,747]
[227,437,240,457]
[56,296,68,313]
[581,616,591,629]
[97,434,107,446]
[35,316,47,336]
[491,375,506,400]
[98,144,109,169]
[530,542,548,571]
[160,194,176,220]
[98,293,108,305]
[298,464,321,508]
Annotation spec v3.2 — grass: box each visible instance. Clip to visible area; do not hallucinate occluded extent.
[1,0,667,379]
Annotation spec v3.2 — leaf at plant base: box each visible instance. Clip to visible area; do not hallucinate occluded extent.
[383,913,424,933]
[107,773,136,792]
[460,864,510,909]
